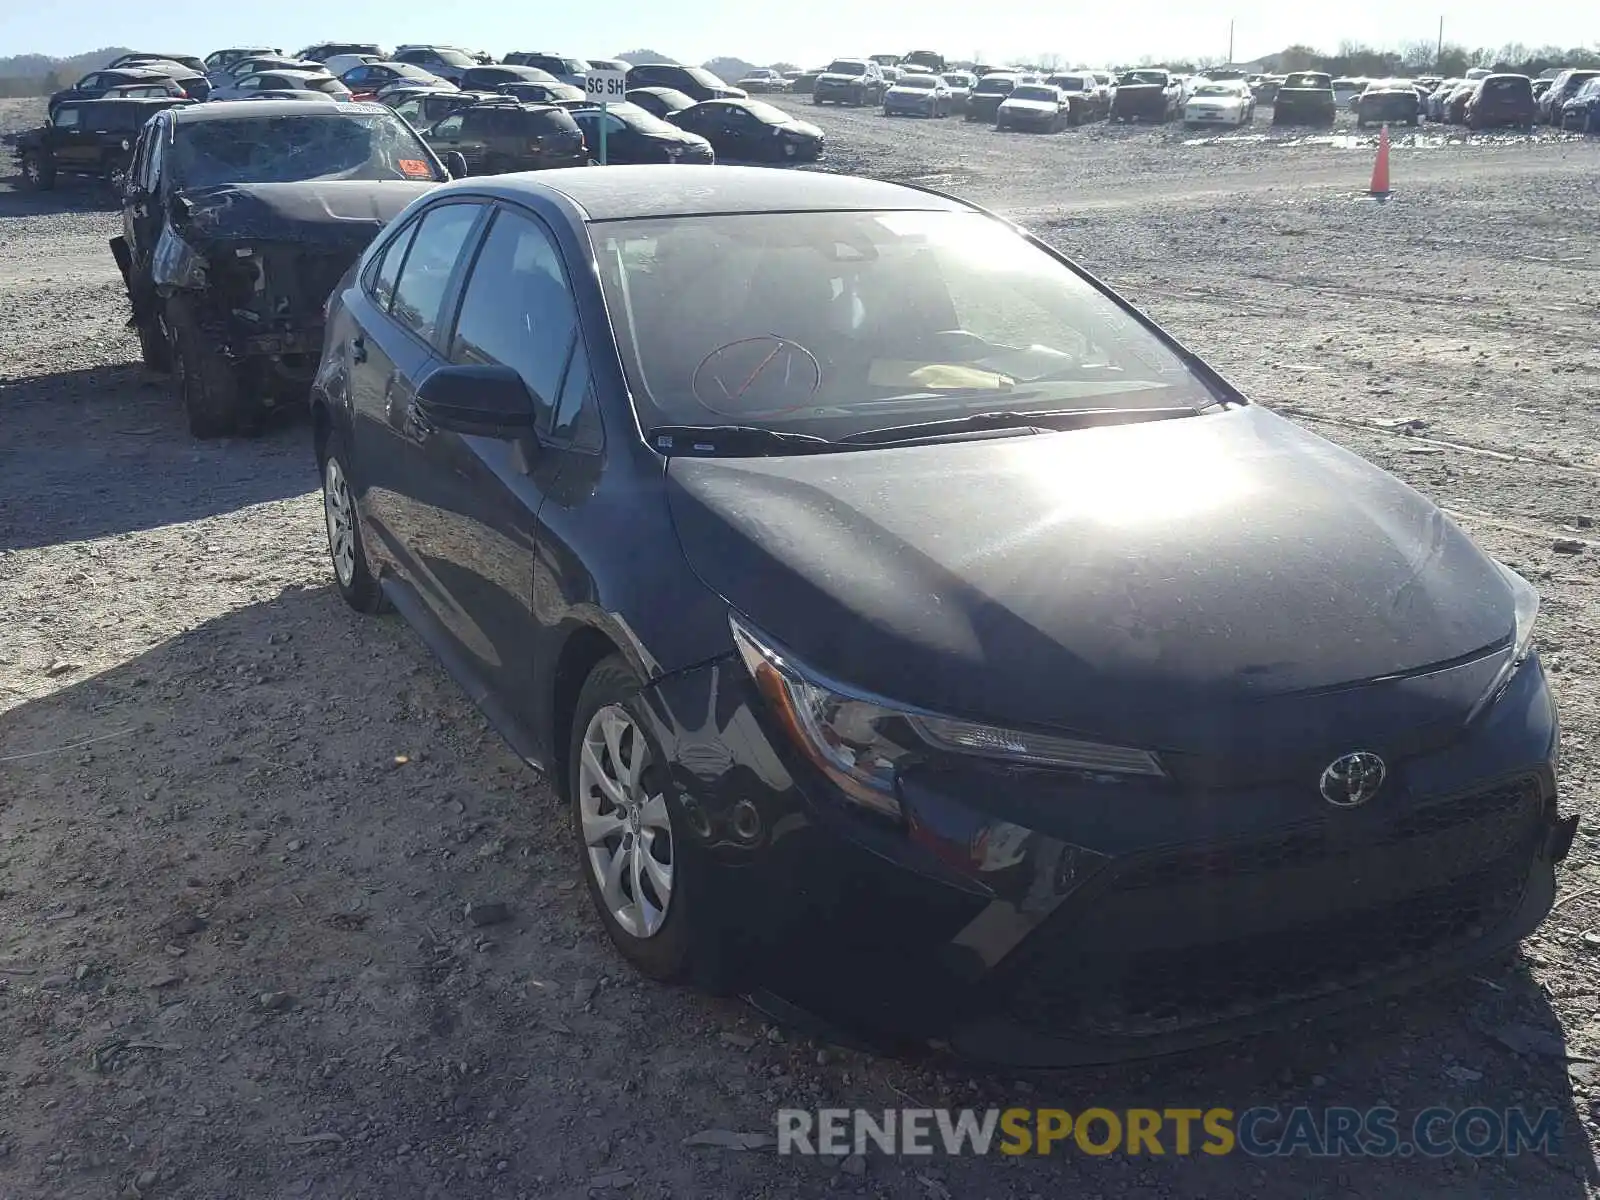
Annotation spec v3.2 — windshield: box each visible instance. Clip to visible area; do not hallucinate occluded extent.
[686,67,727,88]
[168,113,444,187]
[974,77,1015,94]
[1119,71,1167,86]
[1010,86,1057,102]
[593,210,1219,442]
[942,74,971,86]
[826,60,867,75]
[1193,84,1238,96]
[898,76,937,89]
[1050,77,1085,90]
[308,77,350,95]
[432,49,475,68]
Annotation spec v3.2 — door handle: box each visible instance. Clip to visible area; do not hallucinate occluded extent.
[351,334,367,364]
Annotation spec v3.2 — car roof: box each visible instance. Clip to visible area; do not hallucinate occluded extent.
[439,164,967,222]
[170,98,373,122]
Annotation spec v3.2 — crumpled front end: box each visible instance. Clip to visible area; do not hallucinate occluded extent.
[153,180,431,389]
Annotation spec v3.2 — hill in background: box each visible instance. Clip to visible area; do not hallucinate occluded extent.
[0,47,133,96]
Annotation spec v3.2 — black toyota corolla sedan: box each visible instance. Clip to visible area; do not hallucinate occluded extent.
[310,167,1573,1065]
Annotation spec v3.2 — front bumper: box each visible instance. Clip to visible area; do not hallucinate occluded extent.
[1185,108,1241,124]
[885,98,937,115]
[641,651,1568,1065]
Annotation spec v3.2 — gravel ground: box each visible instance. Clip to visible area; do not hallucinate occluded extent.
[2,92,1599,1198]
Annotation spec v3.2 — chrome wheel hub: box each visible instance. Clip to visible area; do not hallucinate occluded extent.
[578,704,673,939]
[323,456,356,588]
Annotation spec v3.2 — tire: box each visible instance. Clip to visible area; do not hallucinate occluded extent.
[165,294,243,439]
[20,152,56,191]
[136,314,171,372]
[570,656,694,982]
[318,427,386,613]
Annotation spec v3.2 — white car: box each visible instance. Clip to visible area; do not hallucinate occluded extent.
[1183,80,1255,127]
[322,53,382,78]
[209,69,352,102]
[995,83,1070,131]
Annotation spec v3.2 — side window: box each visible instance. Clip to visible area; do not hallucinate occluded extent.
[551,347,601,450]
[389,203,481,343]
[448,208,580,434]
[77,74,101,90]
[431,114,464,138]
[54,108,82,128]
[391,99,421,123]
[462,110,495,137]
[236,76,263,91]
[139,127,164,192]
[367,220,418,312]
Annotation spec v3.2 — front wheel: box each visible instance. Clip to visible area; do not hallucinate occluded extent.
[571,657,695,981]
[166,295,244,439]
[136,313,171,372]
[319,428,386,613]
[20,152,55,190]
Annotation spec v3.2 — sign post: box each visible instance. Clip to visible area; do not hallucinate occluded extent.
[584,68,628,164]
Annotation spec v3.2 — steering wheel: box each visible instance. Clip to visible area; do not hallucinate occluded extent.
[691,335,823,417]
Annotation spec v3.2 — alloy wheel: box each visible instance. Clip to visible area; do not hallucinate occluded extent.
[22,156,38,185]
[323,456,356,588]
[578,704,674,939]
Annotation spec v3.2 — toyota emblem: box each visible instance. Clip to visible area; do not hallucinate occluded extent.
[1319,751,1387,807]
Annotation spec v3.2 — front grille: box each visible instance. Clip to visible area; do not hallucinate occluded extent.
[1114,778,1539,892]
[996,777,1544,1039]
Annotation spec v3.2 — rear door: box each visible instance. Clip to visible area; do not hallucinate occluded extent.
[49,106,97,171]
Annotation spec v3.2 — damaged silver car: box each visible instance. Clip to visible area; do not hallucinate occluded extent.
[111,99,458,437]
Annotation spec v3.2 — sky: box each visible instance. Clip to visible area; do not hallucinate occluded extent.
[1,0,1592,66]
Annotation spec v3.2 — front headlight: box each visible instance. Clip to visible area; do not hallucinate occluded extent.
[1467,561,1539,722]
[730,615,1164,819]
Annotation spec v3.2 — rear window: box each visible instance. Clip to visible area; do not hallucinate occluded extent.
[897,75,937,89]
[1118,71,1168,86]
[1482,76,1531,93]
[523,107,582,135]
[1049,76,1085,91]
[827,60,867,75]
[1011,86,1057,102]
[974,76,1016,95]
[1283,73,1331,89]
[308,77,350,95]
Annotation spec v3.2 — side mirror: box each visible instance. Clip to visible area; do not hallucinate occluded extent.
[443,150,468,179]
[414,364,539,438]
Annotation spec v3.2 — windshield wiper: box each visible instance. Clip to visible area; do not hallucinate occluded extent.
[648,425,834,457]
[834,406,1204,446]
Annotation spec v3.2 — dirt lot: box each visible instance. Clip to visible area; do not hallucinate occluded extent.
[2,93,1599,1199]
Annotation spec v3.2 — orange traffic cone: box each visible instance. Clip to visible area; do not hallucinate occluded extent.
[1369,123,1391,198]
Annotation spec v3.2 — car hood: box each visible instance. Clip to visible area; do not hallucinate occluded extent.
[1115,83,1167,93]
[1189,95,1244,105]
[665,406,1515,760]
[170,180,438,249]
[887,87,937,98]
[999,99,1055,112]
[774,118,822,137]
[817,73,867,83]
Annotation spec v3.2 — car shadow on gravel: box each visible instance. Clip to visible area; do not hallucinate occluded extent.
[0,178,120,216]
[0,587,1594,1195]
[0,362,313,551]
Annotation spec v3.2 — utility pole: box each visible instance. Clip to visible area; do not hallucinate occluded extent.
[1228,20,1235,66]
[1436,16,1444,71]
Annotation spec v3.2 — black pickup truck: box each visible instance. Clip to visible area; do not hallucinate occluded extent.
[14,97,190,190]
